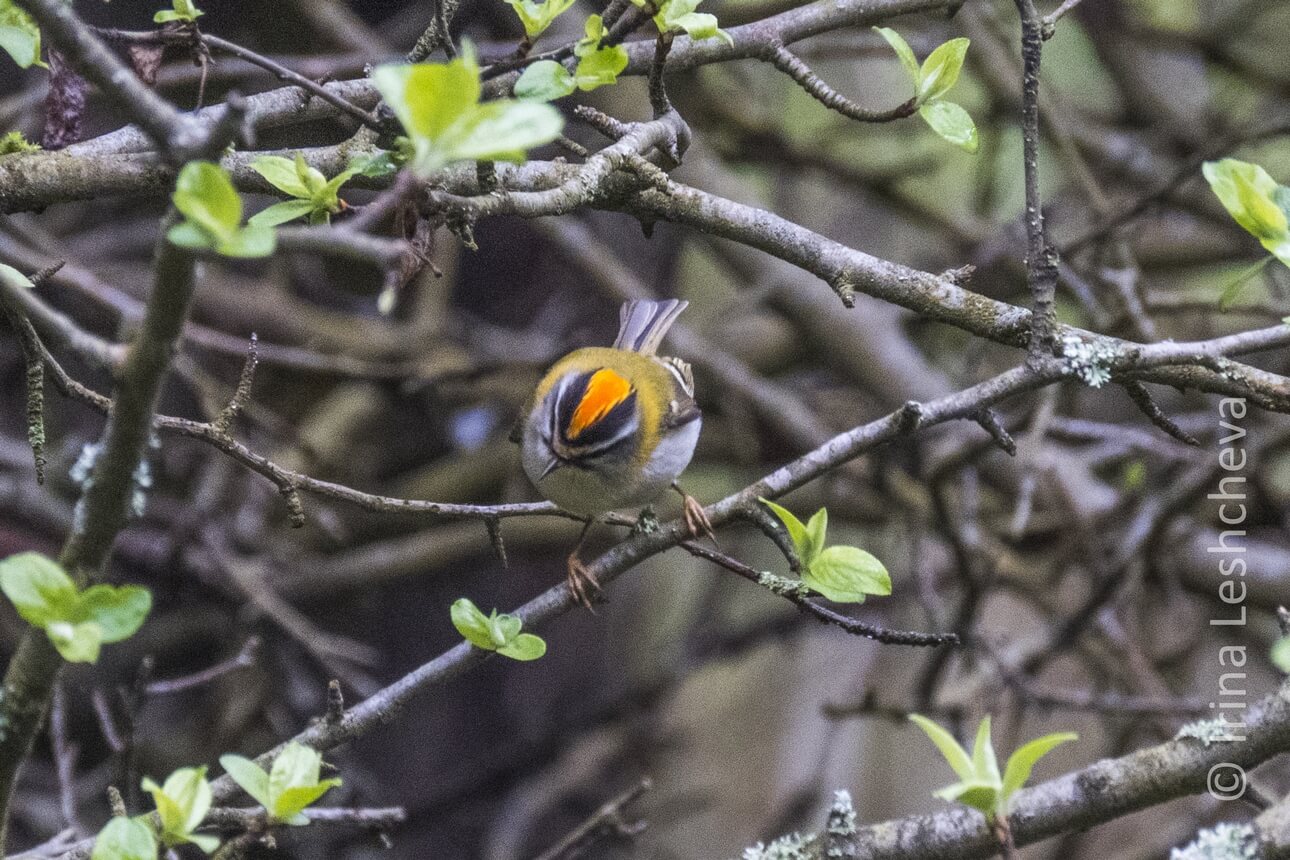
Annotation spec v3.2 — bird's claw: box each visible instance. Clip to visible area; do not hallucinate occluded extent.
[681,493,717,546]
[566,553,603,611]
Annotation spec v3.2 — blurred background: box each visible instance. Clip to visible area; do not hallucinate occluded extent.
[2,0,1290,856]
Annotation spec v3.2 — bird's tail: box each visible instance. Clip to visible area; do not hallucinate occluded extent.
[612,299,688,355]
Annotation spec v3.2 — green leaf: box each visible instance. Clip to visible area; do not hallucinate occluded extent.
[919,101,978,153]
[451,598,496,650]
[1000,732,1076,803]
[250,155,311,199]
[498,632,546,661]
[935,780,1000,814]
[515,60,576,102]
[447,99,565,165]
[908,714,975,781]
[248,199,318,227]
[578,13,607,51]
[372,58,480,143]
[219,755,273,810]
[873,26,919,87]
[46,619,103,663]
[918,37,969,102]
[759,498,811,561]
[142,777,186,838]
[372,55,563,175]
[91,816,158,860]
[0,552,79,628]
[803,545,891,603]
[505,0,575,39]
[165,221,215,251]
[318,167,357,203]
[1202,159,1289,244]
[1217,255,1275,311]
[273,782,341,824]
[0,1,42,69]
[1274,637,1290,673]
[143,766,212,842]
[804,508,827,561]
[487,611,522,648]
[653,0,731,45]
[267,742,340,822]
[172,161,242,242]
[215,224,276,259]
[350,151,398,177]
[971,717,1000,784]
[79,584,151,643]
[574,44,627,91]
[154,0,203,23]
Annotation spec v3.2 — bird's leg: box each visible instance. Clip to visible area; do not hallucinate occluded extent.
[673,482,716,545]
[566,518,603,610]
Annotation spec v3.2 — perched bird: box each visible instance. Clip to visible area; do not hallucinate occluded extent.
[516,299,712,606]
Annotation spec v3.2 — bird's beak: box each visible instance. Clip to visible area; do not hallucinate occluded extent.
[540,457,561,479]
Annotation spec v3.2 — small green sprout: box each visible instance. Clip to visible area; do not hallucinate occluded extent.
[0,130,38,155]
[248,153,357,227]
[632,0,731,46]
[760,499,891,603]
[515,15,629,101]
[141,766,219,853]
[505,0,575,40]
[0,0,44,69]
[909,714,1076,816]
[154,0,203,24]
[167,161,276,258]
[371,46,563,177]
[0,552,151,664]
[219,742,342,825]
[873,27,976,152]
[451,597,547,661]
[90,816,158,860]
[1202,158,1290,309]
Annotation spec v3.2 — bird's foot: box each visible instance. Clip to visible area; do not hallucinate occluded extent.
[566,552,603,610]
[679,490,716,546]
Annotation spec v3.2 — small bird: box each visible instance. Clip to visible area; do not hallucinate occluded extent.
[516,299,713,607]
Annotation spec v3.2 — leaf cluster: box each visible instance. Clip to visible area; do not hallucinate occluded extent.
[371,48,564,177]
[154,0,203,24]
[451,597,547,660]
[874,28,976,152]
[504,0,574,39]
[1202,158,1290,308]
[633,0,732,45]
[515,15,629,101]
[249,153,357,227]
[220,742,342,825]
[760,500,892,603]
[0,552,151,663]
[909,714,1076,816]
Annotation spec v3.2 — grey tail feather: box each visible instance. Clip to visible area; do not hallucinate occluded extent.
[611,299,688,355]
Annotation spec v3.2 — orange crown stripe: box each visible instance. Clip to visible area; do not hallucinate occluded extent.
[568,369,633,439]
